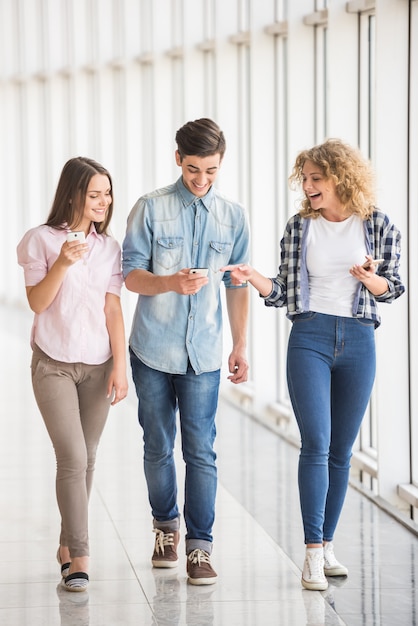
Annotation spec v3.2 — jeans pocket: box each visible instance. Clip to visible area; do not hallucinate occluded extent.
[292,311,317,323]
[354,317,376,327]
[31,352,49,378]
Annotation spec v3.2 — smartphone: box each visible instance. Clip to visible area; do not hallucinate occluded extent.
[67,231,86,243]
[362,258,384,269]
[189,268,209,276]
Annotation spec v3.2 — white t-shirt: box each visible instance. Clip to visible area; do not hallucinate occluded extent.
[306,215,367,317]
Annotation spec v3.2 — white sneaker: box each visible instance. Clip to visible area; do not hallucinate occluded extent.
[323,542,348,577]
[302,548,328,591]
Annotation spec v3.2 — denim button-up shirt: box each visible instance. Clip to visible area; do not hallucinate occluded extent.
[263,210,404,328]
[122,177,250,374]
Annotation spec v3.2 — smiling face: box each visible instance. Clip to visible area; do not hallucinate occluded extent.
[301,160,344,218]
[76,174,112,232]
[175,151,222,197]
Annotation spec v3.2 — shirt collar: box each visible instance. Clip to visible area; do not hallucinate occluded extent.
[175,176,214,212]
[53,223,100,238]
[64,222,99,237]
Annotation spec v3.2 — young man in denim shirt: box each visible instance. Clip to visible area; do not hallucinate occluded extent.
[122,118,250,585]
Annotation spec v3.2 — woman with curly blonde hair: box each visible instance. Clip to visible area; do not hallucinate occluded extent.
[290,138,375,219]
[222,138,404,591]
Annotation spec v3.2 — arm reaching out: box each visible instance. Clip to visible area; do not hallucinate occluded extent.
[221,264,273,298]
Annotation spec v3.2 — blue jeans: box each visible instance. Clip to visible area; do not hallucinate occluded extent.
[129,349,220,554]
[286,313,376,545]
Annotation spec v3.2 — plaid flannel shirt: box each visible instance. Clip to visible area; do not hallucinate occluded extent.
[263,209,405,328]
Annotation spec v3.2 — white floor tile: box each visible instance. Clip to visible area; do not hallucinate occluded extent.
[2,304,417,625]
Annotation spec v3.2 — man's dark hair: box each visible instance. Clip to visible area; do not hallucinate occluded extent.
[175,118,226,160]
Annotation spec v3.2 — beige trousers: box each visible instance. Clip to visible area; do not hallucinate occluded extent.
[31,344,113,557]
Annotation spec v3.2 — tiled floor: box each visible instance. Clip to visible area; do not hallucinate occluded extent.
[0,303,417,625]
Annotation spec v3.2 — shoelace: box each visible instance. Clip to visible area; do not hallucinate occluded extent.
[187,548,210,565]
[307,551,324,577]
[153,529,175,555]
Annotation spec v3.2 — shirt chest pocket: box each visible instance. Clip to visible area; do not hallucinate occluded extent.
[155,237,184,270]
[208,240,233,271]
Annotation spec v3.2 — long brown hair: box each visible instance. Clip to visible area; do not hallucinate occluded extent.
[45,157,113,235]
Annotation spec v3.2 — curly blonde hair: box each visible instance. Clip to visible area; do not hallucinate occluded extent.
[288,138,376,219]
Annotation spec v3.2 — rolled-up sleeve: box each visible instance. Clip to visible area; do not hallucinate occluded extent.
[107,246,123,296]
[16,228,49,286]
[374,214,405,303]
[122,198,153,278]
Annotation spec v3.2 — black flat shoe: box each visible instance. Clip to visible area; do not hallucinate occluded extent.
[63,572,89,592]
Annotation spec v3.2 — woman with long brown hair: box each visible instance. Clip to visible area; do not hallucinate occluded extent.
[17,157,128,592]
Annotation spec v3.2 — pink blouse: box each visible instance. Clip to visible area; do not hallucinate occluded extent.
[17,224,123,364]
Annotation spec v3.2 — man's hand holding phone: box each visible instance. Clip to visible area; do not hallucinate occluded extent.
[189,268,209,277]
[183,268,209,296]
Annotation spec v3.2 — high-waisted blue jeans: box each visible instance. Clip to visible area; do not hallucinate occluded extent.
[286,312,376,545]
[130,350,220,554]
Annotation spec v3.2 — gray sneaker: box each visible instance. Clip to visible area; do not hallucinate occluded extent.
[152,529,179,568]
[187,549,217,586]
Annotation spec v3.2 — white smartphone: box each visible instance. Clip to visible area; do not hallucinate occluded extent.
[362,258,384,269]
[67,231,86,243]
[189,268,209,276]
